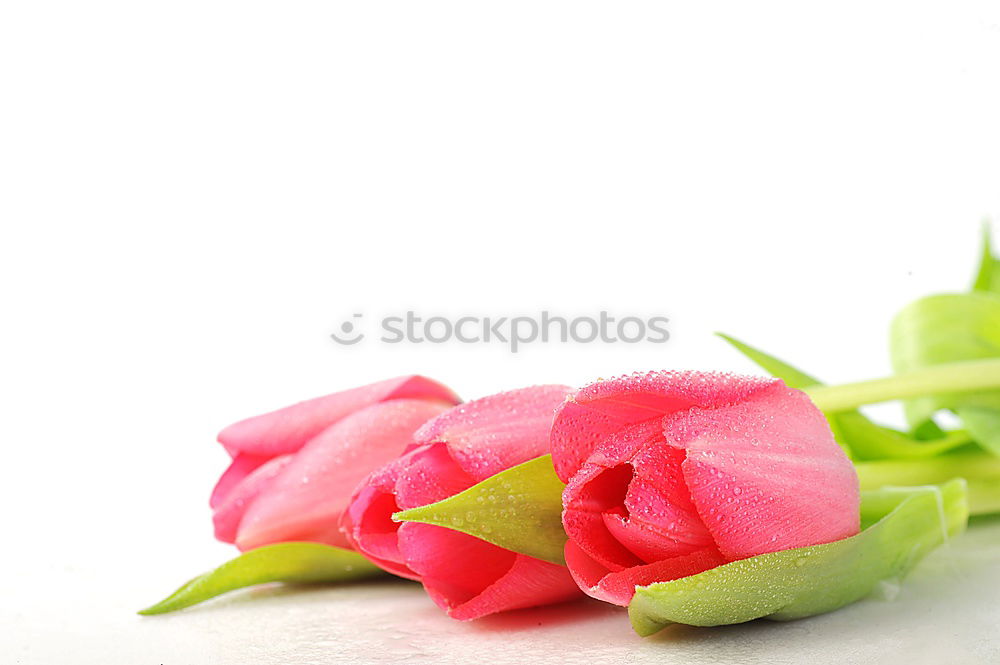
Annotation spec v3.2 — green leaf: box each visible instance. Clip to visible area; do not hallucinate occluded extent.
[912,418,947,441]
[628,479,968,636]
[393,454,567,565]
[719,333,969,460]
[973,222,1000,294]
[955,406,1000,454]
[138,542,385,615]
[890,292,1000,454]
[829,413,972,461]
[856,450,1000,517]
[716,333,820,389]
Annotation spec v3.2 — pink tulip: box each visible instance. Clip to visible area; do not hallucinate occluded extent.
[343,385,584,620]
[551,370,860,606]
[211,375,460,551]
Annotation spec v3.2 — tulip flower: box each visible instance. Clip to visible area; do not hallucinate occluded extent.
[550,370,860,606]
[343,385,584,620]
[211,375,459,551]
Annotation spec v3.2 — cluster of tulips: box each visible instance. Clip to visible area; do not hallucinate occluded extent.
[142,227,1000,635]
[204,371,859,619]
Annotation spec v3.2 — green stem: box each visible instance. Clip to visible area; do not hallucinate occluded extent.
[804,358,1000,413]
[855,451,1000,516]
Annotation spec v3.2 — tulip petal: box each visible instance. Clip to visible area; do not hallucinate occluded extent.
[564,540,725,606]
[397,522,517,607]
[341,479,416,580]
[342,443,477,578]
[210,452,271,509]
[562,462,645,570]
[397,523,581,620]
[235,398,452,551]
[668,382,860,560]
[394,443,477,510]
[603,512,704,563]
[561,421,713,571]
[627,441,716,552]
[445,555,583,620]
[218,375,459,458]
[551,371,776,481]
[212,454,292,543]
[414,384,570,480]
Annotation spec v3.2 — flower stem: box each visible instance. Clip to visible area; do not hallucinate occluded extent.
[804,358,1000,413]
[855,451,1000,516]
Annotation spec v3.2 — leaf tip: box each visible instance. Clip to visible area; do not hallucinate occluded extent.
[391,509,417,523]
[136,603,167,616]
[715,332,749,350]
[973,220,998,292]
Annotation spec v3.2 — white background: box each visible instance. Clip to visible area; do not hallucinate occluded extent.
[3,2,1000,663]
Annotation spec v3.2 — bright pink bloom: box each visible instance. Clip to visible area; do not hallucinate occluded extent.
[343,385,583,620]
[210,375,459,551]
[551,371,860,606]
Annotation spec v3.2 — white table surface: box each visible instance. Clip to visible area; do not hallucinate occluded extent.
[7,516,999,665]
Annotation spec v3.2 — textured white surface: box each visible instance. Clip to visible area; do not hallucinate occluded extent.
[7,518,1000,664]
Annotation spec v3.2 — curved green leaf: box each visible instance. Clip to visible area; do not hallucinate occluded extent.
[719,333,970,460]
[138,542,385,615]
[890,292,1000,454]
[393,454,567,565]
[628,479,968,636]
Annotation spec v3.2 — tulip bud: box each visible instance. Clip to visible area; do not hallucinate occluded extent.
[210,375,459,550]
[552,370,860,605]
[343,385,583,619]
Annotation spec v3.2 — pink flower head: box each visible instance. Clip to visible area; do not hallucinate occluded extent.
[551,370,860,606]
[343,385,583,620]
[210,375,459,551]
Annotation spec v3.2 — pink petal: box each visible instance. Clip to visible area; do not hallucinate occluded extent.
[564,540,725,606]
[393,443,477,510]
[414,384,570,480]
[626,440,716,551]
[561,421,713,570]
[235,398,451,551]
[342,442,477,577]
[212,454,292,542]
[209,452,270,509]
[667,382,860,560]
[551,371,775,482]
[341,477,417,580]
[603,512,701,563]
[562,462,645,571]
[218,375,459,458]
[446,555,582,620]
[397,523,581,620]
[398,522,517,606]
